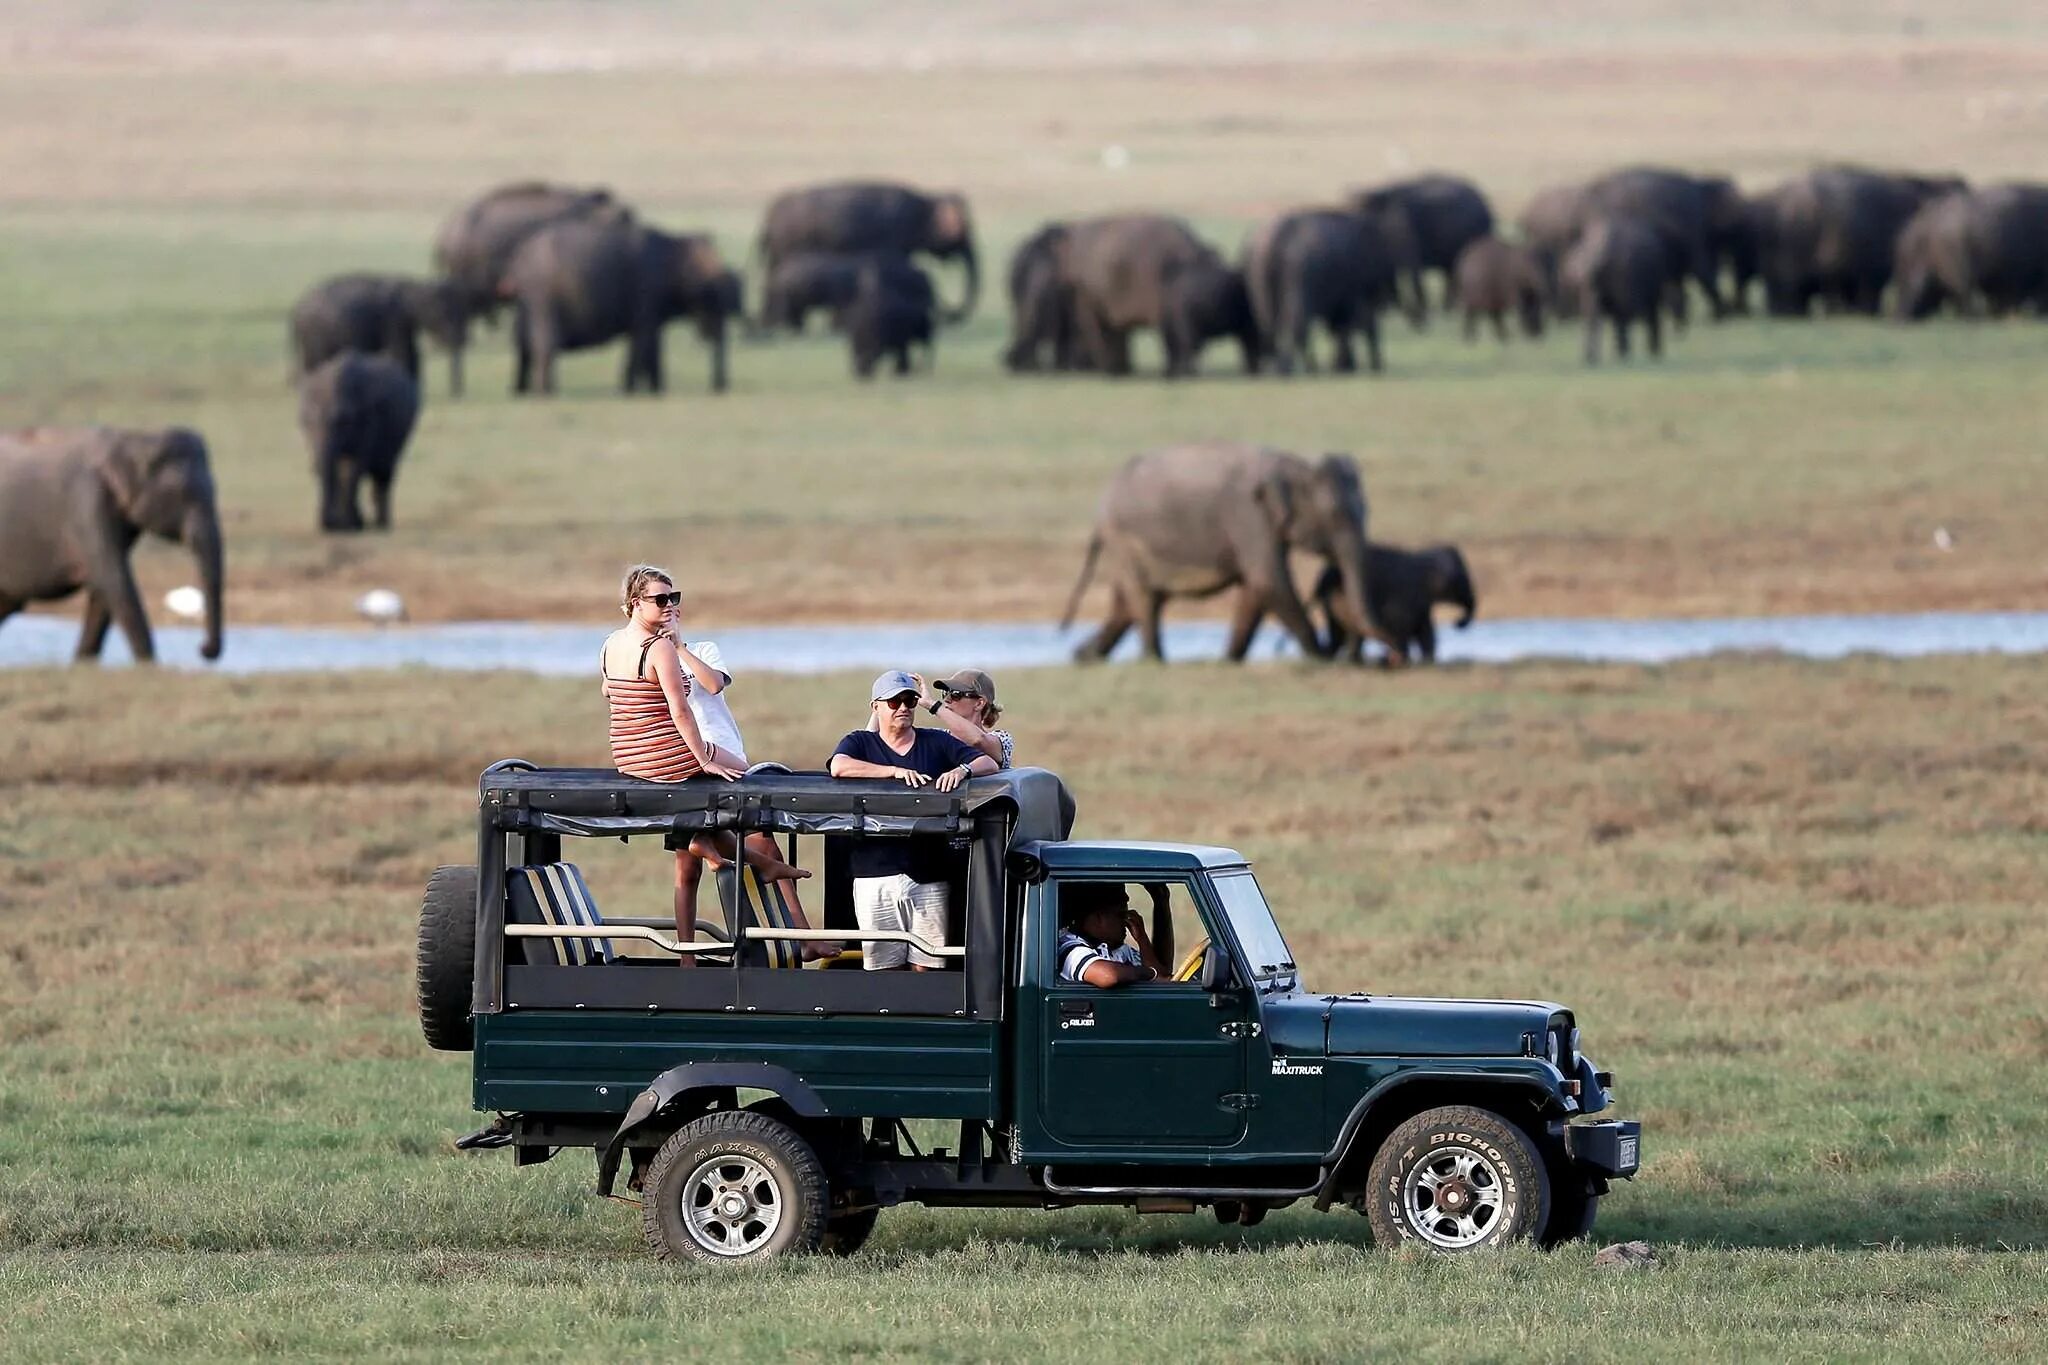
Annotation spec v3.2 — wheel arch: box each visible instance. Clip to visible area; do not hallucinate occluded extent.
[598,1063,831,1196]
[1314,1070,1564,1211]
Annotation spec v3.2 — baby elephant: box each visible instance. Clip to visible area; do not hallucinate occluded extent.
[1314,543,1476,666]
[761,252,934,333]
[844,263,936,379]
[1161,257,1259,376]
[290,273,469,395]
[1560,215,1669,364]
[1450,236,1546,343]
[298,353,420,532]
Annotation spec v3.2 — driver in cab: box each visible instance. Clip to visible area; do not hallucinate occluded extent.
[1057,883,1174,987]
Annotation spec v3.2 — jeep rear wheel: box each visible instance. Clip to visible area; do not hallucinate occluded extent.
[1364,1106,1549,1252]
[415,865,478,1051]
[641,1111,829,1263]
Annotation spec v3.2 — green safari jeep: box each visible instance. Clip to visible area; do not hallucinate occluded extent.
[417,761,1640,1262]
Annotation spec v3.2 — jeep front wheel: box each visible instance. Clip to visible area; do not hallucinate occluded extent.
[1364,1106,1550,1252]
[640,1111,829,1263]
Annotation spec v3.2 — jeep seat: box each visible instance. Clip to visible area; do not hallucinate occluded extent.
[507,863,615,965]
[716,863,806,968]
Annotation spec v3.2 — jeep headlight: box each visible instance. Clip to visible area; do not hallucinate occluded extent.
[1568,1026,1582,1070]
[1545,1029,1562,1068]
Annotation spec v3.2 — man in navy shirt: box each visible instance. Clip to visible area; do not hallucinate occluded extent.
[829,670,1000,970]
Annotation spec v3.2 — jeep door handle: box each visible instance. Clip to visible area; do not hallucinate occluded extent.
[1058,1001,1093,1020]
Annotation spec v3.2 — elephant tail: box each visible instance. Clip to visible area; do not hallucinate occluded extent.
[1058,532,1103,631]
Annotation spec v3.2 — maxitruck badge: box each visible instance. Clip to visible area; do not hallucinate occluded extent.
[1270,1057,1323,1076]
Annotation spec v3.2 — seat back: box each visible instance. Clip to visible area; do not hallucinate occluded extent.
[507,862,614,965]
[716,862,805,969]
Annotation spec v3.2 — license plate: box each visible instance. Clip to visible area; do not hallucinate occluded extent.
[1618,1135,1639,1170]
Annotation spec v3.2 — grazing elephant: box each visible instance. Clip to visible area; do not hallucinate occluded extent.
[1060,442,1371,663]
[290,272,470,396]
[1517,180,1595,303]
[760,252,932,332]
[298,353,420,532]
[0,426,224,663]
[1004,221,1083,372]
[1521,169,1745,317]
[1350,174,1495,313]
[432,181,623,324]
[1244,208,1405,373]
[757,182,978,323]
[1894,183,2048,319]
[1750,165,1965,316]
[1449,236,1546,342]
[1059,215,1226,377]
[844,261,936,378]
[500,216,734,396]
[1159,256,1260,376]
[1561,215,1669,363]
[1313,543,1475,666]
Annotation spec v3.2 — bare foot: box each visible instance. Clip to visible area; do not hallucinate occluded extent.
[802,942,847,962]
[760,861,812,883]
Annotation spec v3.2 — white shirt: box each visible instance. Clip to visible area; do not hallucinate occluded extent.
[683,640,747,766]
[1057,930,1144,983]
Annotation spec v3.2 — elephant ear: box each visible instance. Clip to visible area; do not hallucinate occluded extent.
[1252,469,1297,538]
[97,433,150,513]
[933,195,965,241]
[1318,453,1369,527]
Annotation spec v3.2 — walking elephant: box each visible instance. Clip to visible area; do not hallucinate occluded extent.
[1061,215,1228,377]
[500,216,734,396]
[844,261,937,378]
[298,353,421,532]
[432,181,623,323]
[0,426,224,663]
[757,182,978,323]
[1894,183,2048,319]
[1060,442,1372,663]
[1520,168,1747,317]
[1313,543,1475,666]
[1159,256,1260,376]
[1243,208,1405,374]
[1350,174,1494,314]
[1449,236,1546,342]
[1561,215,1670,363]
[290,273,469,396]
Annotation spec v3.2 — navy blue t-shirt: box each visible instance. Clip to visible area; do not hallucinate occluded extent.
[830,727,984,882]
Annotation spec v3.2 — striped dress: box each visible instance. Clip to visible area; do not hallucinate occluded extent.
[603,631,704,782]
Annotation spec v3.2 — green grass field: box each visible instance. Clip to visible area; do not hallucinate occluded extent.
[4,4,2048,1359]
[3,657,2046,1359]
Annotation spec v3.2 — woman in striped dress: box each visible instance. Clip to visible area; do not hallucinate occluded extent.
[603,565,807,953]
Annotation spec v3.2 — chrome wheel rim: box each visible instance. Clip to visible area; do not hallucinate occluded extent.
[1402,1146,1507,1249]
[680,1154,782,1256]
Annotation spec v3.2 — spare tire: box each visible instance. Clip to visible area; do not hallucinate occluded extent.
[417,864,478,1051]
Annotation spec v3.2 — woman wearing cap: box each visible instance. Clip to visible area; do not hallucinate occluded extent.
[916,668,1014,769]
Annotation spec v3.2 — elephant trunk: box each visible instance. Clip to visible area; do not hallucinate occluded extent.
[945,239,980,324]
[1328,532,1372,659]
[702,311,729,394]
[1444,553,1476,629]
[184,498,225,661]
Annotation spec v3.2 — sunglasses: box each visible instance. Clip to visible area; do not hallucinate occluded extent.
[944,689,983,703]
[879,694,920,710]
[640,591,682,608]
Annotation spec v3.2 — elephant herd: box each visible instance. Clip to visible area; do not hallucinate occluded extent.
[1008,164,2048,375]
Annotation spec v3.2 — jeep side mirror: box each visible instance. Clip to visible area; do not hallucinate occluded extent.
[1199,946,1232,992]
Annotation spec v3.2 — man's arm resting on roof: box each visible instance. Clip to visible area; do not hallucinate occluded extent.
[1081,958,1154,988]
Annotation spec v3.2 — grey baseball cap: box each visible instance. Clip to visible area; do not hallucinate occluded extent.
[870,669,921,702]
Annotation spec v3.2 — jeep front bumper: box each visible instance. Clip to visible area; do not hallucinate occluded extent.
[1565,1119,1641,1178]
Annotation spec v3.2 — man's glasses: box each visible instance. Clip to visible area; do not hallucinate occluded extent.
[879,695,919,711]
[640,591,682,608]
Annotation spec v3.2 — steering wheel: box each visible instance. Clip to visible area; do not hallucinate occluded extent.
[1173,937,1210,983]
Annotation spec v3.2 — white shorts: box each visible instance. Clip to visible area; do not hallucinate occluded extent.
[852,874,949,970]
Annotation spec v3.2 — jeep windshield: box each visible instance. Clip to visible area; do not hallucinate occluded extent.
[1211,871,1296,988]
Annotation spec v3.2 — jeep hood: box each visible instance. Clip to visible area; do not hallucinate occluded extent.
[1319,995,1564,1058]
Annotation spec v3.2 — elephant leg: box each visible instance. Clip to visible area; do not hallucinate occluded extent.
[1613,315,1631,359]
[345,462,368,531]
[1361,314,1383,374]
[1416,618,1438,664]
[1491,311,1509,344]
[512,305,534,394]
[1582,312,1601,365]
[1074,587,1135,662]
[1136,586,1168,662]
[1223,588,1266,662]
[372,476,393,530]
[1462,309,1479,343]
[1646,310,1663,359]
[76,591,113,660]
[1330,325,1358,374]
[894,344,911,377]
[86,559,154,664]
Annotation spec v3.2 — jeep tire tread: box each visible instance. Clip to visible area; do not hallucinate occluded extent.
[1364,1105,1550,1252]
[416,865,478,1052]
[641,1111,830,1264]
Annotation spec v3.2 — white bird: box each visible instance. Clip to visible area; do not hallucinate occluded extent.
[1100,143,1130,171]
[1932,526,1955,552]
[356,588,408,624]
[163,585,206,621]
